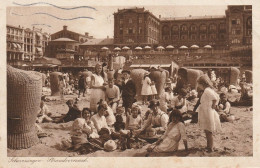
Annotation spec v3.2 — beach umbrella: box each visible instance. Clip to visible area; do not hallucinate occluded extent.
[204,45,212,49]
[122,46,130,50]
[166,45,174,49]
[144,46,151,49]
[179,45,188,49]
[157,46,165,50]
[190,45,199,49]
[114,47,121,51]
[101,46,109,50]
[135,46,142,50]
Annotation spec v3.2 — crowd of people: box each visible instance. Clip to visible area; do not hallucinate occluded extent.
[35,63,253,155]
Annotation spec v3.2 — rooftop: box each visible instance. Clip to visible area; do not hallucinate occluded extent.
[160,15,226,21]
[80,38,114,46]
[52,38,77,42]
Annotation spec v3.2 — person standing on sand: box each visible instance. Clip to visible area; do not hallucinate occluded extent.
[141,72,153,105]
[197,75,221,152]
[88,63,107,113]
[121,69,136,115]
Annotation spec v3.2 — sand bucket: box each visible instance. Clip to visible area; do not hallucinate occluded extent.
[7,66,42,149]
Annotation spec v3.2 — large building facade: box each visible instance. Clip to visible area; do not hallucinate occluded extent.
[114,7,160,46]
[114,5,252,49]
[6,25,51,66]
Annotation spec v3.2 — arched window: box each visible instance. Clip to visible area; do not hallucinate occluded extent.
[200,24,207,31]
[209,24,216,31]
[190,24,197,31]
[181,24,187,31]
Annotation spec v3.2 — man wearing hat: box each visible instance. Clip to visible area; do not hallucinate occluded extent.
[121,69,136,115]
[137,99,169,136]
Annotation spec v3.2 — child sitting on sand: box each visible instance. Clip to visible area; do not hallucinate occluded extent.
[36,96,53,123]
[217,93,239,122]
[125,105,142,131]
[147,109,188,153]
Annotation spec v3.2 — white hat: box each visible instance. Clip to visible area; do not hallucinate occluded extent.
[104,140,117,151]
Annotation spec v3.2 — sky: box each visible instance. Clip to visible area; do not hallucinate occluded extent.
[7,5,228,39]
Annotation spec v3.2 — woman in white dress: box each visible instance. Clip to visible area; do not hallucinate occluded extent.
[147,109,188,153]
[197,75,221,152]
[141,72,153,105]
[88,63,107,113]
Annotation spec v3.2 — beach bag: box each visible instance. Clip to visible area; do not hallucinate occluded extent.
[7,66,42,149]
[50,72,63,96]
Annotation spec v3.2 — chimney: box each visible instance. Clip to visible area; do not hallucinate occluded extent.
[63,25,67,30]
[85,32,89,37]
[159,15,161,18]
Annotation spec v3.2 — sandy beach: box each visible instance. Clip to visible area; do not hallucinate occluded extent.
[7,93,253,157]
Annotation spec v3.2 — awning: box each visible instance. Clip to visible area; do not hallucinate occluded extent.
[36,47,43,52]
[12,43,17,48]
[16,44,22,49]
[139,64,151,68]
[130,64,141,68]
[36,32,42,37]
[159,64,171,68]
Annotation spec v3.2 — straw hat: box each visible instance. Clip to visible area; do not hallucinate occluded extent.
[104,140,117,151]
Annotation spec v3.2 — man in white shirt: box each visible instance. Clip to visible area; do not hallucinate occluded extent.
[105,78,120,113]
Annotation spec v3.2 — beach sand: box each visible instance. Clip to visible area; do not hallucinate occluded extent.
[7,93,253,157]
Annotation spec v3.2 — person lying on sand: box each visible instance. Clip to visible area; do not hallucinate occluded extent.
[146,109,188,153]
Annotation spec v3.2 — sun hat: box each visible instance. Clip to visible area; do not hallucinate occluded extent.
[104,140,117,151]
[122,69,131,74]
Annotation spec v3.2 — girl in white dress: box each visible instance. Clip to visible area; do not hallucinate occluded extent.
[141,72,153,105]
[147,109,188,153]
[89,63,107,113]
[197,75,221,152]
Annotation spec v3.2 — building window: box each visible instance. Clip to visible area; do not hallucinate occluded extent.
[236,29,241,35]
[200,34,207,40]
[181,25,187,31]
[119,19,123,24]
[172,35,179,40]
[232,39,240,44]
[139,18,142,23]
[190,34,196,40]
[120,28,123,35]
[200,24,207,31]
[209,24,216,31]
[129,19,132,24]
[172,25,179,32]
[210,34,216,39]
[181,35,187,40]
[190,25,197,31]
[139,27,142,34]
[232,19,240,25]
[129,28,133,34]
[247,30,252,36]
